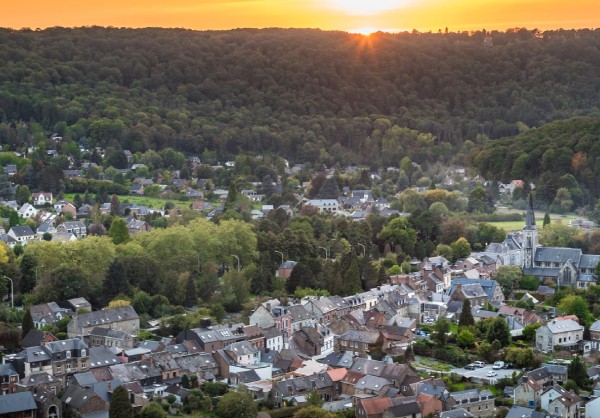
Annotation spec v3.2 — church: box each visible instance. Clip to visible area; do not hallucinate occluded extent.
[485,196,599,289]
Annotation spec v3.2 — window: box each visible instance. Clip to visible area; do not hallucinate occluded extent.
[66,351,71,359]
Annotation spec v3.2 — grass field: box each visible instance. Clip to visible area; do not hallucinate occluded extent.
[491,207,582,232]
[63,193,187,209]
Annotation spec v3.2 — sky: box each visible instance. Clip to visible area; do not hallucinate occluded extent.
[2,0,599,34]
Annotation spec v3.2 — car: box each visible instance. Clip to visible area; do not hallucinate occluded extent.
[473,361,486,368]
[424,318,435,324]
[502,362,513,369]
[493,361,505,369]
[487,371,497,377]
[465,363,477,370]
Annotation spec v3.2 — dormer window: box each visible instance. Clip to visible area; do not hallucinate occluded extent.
[66,351,71,359]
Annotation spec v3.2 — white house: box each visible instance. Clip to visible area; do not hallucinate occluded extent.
[306,199,339,214]
[17,203,38,219]
[535,319,584,353]
[8,226,36,245]
[585,396,600,418]
[32,192,53,206]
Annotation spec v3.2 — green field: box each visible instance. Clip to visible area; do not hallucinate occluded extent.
[63,193,187,209]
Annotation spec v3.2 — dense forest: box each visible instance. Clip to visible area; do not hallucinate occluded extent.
[1,27,600,170]
[469,116,600,208]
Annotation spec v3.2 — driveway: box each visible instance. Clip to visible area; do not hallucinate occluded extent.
[450,364,520,384]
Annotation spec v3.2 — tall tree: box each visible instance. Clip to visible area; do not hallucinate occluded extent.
[21,309,34,337]
[487,317,511,346]
[459,299,474,327]
[216,386,257,418]
[432,317,451,346]
[109,386,133,418]
[568,356,591,389]
[109,218,130,245]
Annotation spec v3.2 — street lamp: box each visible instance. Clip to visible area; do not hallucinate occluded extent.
[231,254,240,271]
[274,250,284,266]
[357,243,366,256]
[318,246,329,260]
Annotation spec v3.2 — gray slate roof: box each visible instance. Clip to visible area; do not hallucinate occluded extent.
[534,247,581,263]
[75,306,139,327]
[0,392,37,413]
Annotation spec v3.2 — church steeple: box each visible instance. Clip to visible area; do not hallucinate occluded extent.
[522,194,538,269]
[525,194,536,230]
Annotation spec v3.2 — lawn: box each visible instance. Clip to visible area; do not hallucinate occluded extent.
[414,356,454,372]
[489,214,581,232]
[63,193,189,209]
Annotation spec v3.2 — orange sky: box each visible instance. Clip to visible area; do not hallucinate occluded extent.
[2,0,599,33]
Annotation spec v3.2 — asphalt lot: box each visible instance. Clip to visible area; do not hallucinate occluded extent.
[450,364,520,383]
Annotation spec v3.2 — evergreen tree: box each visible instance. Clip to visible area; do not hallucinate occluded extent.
[318,176,340,199]
[487,317,511,346]
[110,194,121,216]
[19,252,37,294]
[109,386,133,418]
[344,257,362,296]
[21,309,34,337]
[181,374,190,389]
[459,299,475,327]
[543,210,551,227]
[109,218,130,245]
[568,356,590,389]
[432,317,451,346]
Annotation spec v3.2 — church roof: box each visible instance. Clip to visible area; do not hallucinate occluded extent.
[534,247,581,264]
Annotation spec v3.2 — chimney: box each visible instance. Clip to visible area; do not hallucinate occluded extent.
[108,381,112,392]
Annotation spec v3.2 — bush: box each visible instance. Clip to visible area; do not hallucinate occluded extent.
[494,398,514,407]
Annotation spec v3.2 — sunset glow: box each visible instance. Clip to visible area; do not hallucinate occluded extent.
[1,0,599,32]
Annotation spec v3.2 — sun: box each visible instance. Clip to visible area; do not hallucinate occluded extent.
[329,0,412,15]
[349,27,379,35]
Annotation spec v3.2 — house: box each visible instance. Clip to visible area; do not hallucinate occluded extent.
[36,222,57,237]
[30,302,71,329]
[8,225,35,245]
[32,192,53,206]
[56,221,87,238]
[43,338,91,384]
[440,410,473,418]
[63,169,83,179]
[585,396,600,418]
[303,296,339,324]
[249,302,293,338]
[276,261,297,279]
[0,363,19,395]
[67,306,140,339]
[67,297,92,312]
[334,330,383,358]
[87,327,137,350]
[306,199,339,214]
[59,202,77,218]
[446,388,494,418]
[17,203,37,219]
[382,400,422,418]
[272,372,336,408]
[126,218,151,234]
[540,385,582,418]
[449,283,488,307]
[535,319,583,352]
[62,384,110,418]
[0,391,38,418]
[32,387,62,418]
[589,319,600,352]
[130,184,145,195]
[514,365,567,408]
[293,326,322,357]
[350,359,420,394]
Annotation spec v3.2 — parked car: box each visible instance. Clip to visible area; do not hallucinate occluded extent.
[474,361,486,368]
[487,371,498,377]
[465,363,477,370]
[502,362,513,369]
[493,361,505,369]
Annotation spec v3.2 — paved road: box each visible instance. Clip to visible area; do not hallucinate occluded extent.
[450,364,520,384]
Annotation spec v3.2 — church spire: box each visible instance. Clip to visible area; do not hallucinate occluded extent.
[525,194,536,230]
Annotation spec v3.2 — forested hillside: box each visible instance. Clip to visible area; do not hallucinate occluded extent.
[469,116,600,207]
[1,27,600,168]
